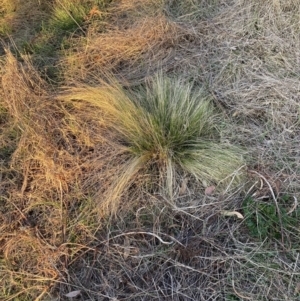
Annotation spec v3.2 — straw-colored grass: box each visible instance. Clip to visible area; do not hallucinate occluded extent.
[64,14,183,83]
[0,0,48,38]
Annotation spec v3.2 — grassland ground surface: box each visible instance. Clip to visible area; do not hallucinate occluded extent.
[0,0,299,300]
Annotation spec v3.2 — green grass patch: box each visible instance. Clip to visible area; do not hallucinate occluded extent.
[0,21,12,36]
[243,196,300,241]
[49,0,111,31]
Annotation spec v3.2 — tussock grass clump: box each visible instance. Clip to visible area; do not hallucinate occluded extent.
[62,75,244,213]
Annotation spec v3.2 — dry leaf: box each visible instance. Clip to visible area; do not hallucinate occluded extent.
[287,196,298,215]
[274,179,281,196]
[205,185,215,195]
[179,178,188,195]
[65,290,81,298]
[295,282,300,294]
[90,6,102,16]
[221,210,244,219]
[232,111,239,117]
[123,236,130,260]
[85,6,102,20]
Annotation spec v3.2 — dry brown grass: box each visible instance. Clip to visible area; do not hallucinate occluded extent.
[63,0,187,83]
[0,0,299,300]
[109,0,164,17]
[199,0,300,197]
[0,52,67,300]
[0,51,110,299]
